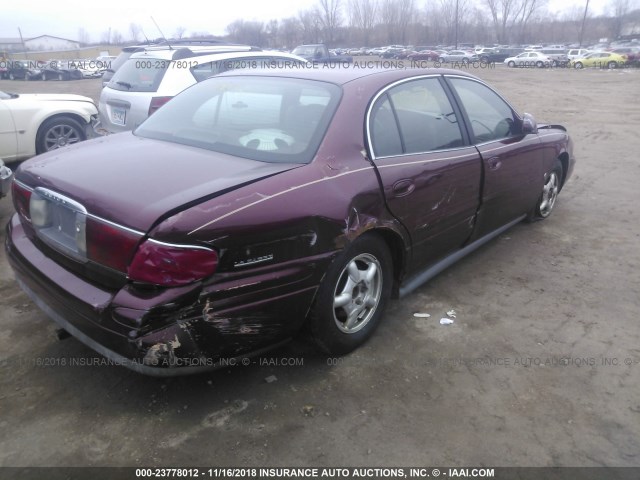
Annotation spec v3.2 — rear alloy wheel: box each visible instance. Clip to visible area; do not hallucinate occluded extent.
[607,61,617,69]
[508,61,516,68]
[536,60,544,68]
[527,161,563,221]
[36,117,86,154]
[310,234,392,355]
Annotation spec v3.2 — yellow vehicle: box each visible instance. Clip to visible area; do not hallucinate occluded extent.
[570,52,627,69]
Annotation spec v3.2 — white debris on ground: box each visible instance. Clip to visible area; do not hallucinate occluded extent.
[413,313,431,318]
[446,309,457,318]
[440,318,454,325]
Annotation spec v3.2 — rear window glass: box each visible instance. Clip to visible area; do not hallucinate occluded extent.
[107,57,169,92]
[135,76,341,164]
[190,57,305,82]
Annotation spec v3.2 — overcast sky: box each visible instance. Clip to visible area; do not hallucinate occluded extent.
[1,0,615,43]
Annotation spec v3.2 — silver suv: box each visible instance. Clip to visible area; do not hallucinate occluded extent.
[98,46,306,133]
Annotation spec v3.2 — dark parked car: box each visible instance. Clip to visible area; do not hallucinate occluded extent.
[478,47,525,63]
[42,61,83,81]
[5,60,42,80]
[6,68,575,375]
[407,50,440,61]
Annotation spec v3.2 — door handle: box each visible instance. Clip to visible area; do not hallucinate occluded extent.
[488,157,502,171]
[392,179,415,197]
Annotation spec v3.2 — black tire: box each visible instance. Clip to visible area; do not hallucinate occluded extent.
[36,116,86,154]
[574,62,583,69]
[527,160,563,222]
[309,234,392,355]
[508,61,515,68]
[536,60,544,68]
[607,61,617,69]
[8,72,16,80]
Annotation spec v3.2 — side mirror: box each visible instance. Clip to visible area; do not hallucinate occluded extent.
[522,112,538,134]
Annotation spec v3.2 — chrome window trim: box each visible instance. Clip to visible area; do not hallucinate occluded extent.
[365,73,443,161]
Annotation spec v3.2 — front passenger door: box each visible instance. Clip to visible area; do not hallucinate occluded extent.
[446,76,542,239]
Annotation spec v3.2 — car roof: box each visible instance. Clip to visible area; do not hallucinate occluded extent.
[217,67,478,87]
[129,45,257,60]
[129,49,305,63]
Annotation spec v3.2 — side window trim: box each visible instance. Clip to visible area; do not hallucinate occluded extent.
[366,74,471,160]
[443,75,522,145]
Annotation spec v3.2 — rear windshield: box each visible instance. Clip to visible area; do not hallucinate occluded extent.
[107,57,168,92]
[135,76,341,164]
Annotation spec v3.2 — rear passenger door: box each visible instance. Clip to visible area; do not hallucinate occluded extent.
[367,76,482,269]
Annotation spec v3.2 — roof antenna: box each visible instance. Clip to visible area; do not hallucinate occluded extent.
[151,16,171,49]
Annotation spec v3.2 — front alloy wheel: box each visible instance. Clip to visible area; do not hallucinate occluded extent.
[528,161,563,221]
[36,117,86,154]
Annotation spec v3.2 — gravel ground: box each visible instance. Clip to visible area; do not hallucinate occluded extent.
[1,64,639,470]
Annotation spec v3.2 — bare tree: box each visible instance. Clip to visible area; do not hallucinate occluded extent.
[281,17,302,48]
[129,23,142,42]
[112,30,123,45]
[299,9,322,43]
[266,19,279,48]
[349,0,378,45]
[316,0,343,44]
[396,0,416,44]
[174,26,187,39]
[610,0,631,38]
[437,0,471,45]
[485,0,521,44]
[101,29,111,44]
[226,20,266,46]
[515,0,547,43]
[77,28,90,46]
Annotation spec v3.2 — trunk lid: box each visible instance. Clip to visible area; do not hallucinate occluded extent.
[16,133,301,232]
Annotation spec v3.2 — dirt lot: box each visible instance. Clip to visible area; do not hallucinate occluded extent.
[1,65,639,471]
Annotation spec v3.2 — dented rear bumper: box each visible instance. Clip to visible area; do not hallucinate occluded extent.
[6,214,327,376]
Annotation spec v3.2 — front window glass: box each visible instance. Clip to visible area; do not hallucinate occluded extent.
[449,77,516,143]
[135,76,341,164]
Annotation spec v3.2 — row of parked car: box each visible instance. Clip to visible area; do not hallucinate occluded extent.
[0,57,116,81]
[333,43,640,69]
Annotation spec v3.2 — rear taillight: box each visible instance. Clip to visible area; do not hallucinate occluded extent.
[128,239,218,286]
[148,96,172,116]
[12,181,32,220]
[86,217,143,272]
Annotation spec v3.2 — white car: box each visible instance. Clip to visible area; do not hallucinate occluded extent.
[504,52,552,68]
[0,158,12,197]
[0,90,98,162]
[567,49,592,60]
[98,47,306,133]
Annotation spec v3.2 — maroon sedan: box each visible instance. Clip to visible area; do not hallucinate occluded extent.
[6,68,575,375]
[407,50,440,61]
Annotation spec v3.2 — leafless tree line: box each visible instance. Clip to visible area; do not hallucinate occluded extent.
[223,0,639,48]
[87,0,638,48]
